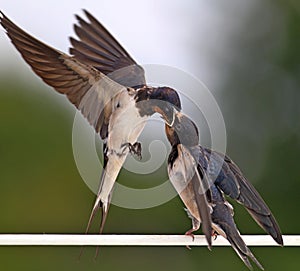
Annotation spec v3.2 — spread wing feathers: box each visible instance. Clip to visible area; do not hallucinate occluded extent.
[0,11,125,139]
[210,186,264,270]
[197,146,283,245]
[69,9,145,87]
[168,144,212,248]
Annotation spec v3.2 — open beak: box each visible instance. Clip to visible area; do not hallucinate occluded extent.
[154,105,177,127]
[165,108,176,127]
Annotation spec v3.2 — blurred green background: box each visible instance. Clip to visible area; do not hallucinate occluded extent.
[0,1,299,270]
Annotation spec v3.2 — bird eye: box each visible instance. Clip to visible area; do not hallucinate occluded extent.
[175,123,181,130]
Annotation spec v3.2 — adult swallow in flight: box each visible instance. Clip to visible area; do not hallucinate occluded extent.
[166,112,283,269]
[0,11,181,237]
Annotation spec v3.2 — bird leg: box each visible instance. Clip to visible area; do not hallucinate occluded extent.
[121,142,142,159]
[185,229,196,250]
[185,216,200,249]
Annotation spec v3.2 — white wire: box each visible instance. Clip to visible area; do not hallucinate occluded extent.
[0,235,297,246]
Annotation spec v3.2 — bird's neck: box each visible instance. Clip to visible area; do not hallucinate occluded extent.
[168,144,179,167]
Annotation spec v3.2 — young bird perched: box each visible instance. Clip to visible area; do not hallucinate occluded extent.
[165,112,283,270]
[0,11,181,237]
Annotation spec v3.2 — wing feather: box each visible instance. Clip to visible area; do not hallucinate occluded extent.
[0,11,125,137]
[69,10,145,87]
[197,146,283,245]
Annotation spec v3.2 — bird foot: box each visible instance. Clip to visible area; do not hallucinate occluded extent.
[185,230,195,241]
[212,231,218,241]
[121,142,142,159]
[185,229,196,250]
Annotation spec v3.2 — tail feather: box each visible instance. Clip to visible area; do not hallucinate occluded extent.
[226,230,264,270]
[85,148,108,235]
[94,192,112,259]
[80,143,111,259]
[210,184,264,270]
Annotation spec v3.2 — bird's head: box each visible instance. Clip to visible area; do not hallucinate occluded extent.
[165,112,199,147]
[148,87,181,126]
[135,86,181,126]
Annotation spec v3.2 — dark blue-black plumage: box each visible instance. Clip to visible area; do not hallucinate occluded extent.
[166,112,283,269]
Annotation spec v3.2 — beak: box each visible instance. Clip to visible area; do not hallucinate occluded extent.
[165,108,176,127]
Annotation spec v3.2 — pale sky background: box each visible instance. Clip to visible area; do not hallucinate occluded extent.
[0,0,255,91]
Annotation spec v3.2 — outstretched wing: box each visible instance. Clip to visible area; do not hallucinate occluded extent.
[0,11,126,139]
[70,9,145,88]
[197,146,283,246]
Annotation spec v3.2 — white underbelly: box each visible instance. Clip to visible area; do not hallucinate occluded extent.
[168,145,197,193]
[107,96,147,153]
[168,144,200,220]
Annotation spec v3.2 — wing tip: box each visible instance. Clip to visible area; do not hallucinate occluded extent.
[250,211,284,246]
[274,233,284,246]
[82,9,96,23]
[82,9,90,17]
[0,11,16,30]
[74,10,87,26]
[0,10,8,28]
[270,215,284,246]
[74,9,92,25]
